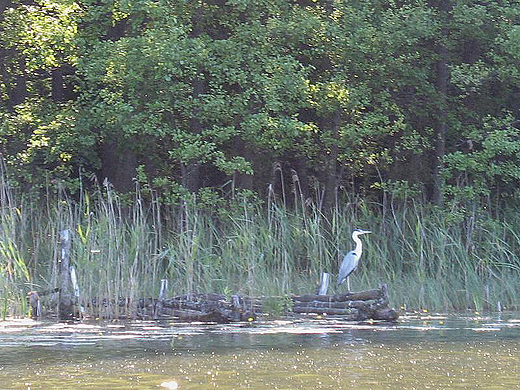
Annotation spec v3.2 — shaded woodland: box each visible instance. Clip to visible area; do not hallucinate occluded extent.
[1,0,519,211]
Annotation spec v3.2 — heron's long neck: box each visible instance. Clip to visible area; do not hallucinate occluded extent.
[353,234,363,254]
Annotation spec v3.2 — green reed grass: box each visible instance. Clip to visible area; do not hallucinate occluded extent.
[1,171,520,317]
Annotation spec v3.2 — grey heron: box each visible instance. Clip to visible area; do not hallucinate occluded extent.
[336,229,371,291]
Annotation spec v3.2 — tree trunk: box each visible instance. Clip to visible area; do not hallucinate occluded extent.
[4,57,28,108]
[432,1,449,205]
[181,161,201,193]
[99,138,137,193]
[179,7,207,194]
[51,65,75,103]
[322,110,341,211]
[232,137,255,192]
[51,67,65,102]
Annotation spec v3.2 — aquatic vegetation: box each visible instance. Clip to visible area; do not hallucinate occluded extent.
[1,174,520,317]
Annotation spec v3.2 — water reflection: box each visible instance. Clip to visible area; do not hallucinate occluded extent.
[1,313,520,389]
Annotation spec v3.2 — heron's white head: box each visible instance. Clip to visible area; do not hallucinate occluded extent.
[352,229,371,237]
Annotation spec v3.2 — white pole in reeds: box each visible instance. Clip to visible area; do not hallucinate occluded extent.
[70,265,84,316]
[154,279,168,319]
[58,229,73,320]
[317,272,330,295]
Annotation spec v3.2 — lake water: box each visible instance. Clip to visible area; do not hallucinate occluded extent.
[1,312,520,389]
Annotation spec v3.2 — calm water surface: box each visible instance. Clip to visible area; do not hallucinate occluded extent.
[1,312,520,389]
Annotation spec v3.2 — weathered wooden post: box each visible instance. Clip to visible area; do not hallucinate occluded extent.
[58,229,74,321]
[28,291,41,319]
[317,272,330,295]
[70,265,84,316]
[154,279,168,319]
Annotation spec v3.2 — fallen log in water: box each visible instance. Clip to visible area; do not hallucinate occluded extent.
[126,293,257,323]
[294,288,384,303]
[291,284,398,322]
[29,285,398,323]
[133,284,398,323]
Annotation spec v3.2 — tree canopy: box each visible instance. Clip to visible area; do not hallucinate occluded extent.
[1,0,520,211]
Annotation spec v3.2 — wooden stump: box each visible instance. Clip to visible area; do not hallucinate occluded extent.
[58,229,74,321]
[28,291,41,319]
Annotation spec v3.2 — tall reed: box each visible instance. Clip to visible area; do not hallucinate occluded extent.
[1,168,520,317]
[0,159,31,318]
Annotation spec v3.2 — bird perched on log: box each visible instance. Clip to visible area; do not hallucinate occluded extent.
[337,229,371,291]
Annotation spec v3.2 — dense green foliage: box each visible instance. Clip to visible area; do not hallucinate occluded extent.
[1,0,519,207]
[1,0,520,315]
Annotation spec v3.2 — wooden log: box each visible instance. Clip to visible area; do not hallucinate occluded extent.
[294,301,398,322]
[168,293,226,302]
[291,284,398,322]
[167,308,209,319]
[163,299,218,311]
[293,288,383,303]
[58,229,74,321]
[153,293,256,323]
[371,308,399,322]
[293,300,372,310]
[356,305,398,322]
[162,306,255,323]
[292,306,357,316]
[178,307,236,323]
[72,284,397,323]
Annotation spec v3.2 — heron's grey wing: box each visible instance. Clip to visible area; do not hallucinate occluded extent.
[336,251,357,285]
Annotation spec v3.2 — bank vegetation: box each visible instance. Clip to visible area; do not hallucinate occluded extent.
[1,0,520,316]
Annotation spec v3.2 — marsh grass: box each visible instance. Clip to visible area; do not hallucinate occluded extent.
[1,172,520,317]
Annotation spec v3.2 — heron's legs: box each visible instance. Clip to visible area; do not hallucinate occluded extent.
[347,277,351,291]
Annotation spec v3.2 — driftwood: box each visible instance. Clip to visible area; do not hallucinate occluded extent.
[29,285,398,323]
[27,285,398,323]
[292,284,398,322]
[129,284,398,323]
[149,293,257,323]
